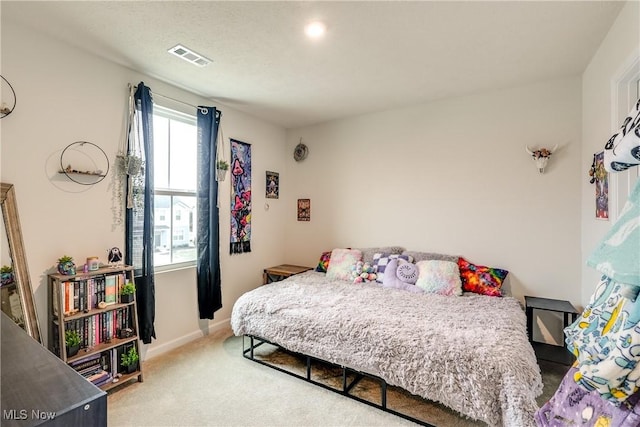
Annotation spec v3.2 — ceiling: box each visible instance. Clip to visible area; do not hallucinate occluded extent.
[2,1,625,129]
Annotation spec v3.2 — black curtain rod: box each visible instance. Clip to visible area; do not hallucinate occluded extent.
[128,83,210,113]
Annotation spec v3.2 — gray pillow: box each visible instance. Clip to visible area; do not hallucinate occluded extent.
[356,246,405,265]
[402,251,459,263]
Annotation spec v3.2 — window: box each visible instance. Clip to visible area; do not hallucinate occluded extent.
[152,106,197,269]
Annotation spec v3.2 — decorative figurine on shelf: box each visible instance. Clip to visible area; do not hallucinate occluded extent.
[1,265,14,287]
[107,247,123,266]
[57,255,76,276]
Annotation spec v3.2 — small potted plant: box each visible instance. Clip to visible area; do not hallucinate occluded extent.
[121,346,139,374]
[0,265,14,287]
[65,330,82,357]
[216,159,229,182]
[120,281,136,304]
[57,255,76,276]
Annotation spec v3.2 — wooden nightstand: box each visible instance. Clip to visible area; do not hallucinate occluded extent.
[263,264,313,285]
[525,296,579,365]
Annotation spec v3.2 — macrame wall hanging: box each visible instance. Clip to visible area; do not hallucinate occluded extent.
[215,127,228,182]
[113,84,145,227]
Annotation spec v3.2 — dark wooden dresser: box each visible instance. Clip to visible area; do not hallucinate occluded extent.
[1,312,107,426]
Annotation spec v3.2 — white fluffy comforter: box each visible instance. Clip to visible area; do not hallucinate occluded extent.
[231,271,542,426]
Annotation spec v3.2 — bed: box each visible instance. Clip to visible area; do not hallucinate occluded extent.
[231,268,542,426]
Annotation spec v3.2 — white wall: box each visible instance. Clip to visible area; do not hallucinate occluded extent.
[581,0,639,306]
[0,19,289,356]
[3,3,637,357]
[285,77,583,310]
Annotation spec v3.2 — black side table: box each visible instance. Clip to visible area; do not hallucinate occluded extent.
[525,296,579,365]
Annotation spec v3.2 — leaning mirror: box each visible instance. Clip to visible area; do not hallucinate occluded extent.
[0,183,41,342]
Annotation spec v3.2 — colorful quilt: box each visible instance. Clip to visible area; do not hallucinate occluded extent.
[561,179,640,405]
[564,276,640,404]
[536,367,640,427]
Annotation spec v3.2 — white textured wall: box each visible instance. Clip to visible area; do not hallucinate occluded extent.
[285,78,583,309]
[0,19,288,356]
[581,0,640,307]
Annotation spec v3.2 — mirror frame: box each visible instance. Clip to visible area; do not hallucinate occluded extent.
[1,183,41,342]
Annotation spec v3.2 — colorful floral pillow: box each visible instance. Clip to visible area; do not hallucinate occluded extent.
[326,248,363,282]
[372,253,414,283]
[315,251,331,273]
[458,257,508,297]
[415,260,463,296]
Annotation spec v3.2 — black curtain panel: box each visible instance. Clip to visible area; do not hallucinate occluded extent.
[196,106,223,319]
[125,82,156,344]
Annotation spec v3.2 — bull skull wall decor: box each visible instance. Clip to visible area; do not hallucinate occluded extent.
[526,144,558,174]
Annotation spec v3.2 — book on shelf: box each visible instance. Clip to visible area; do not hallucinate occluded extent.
[65,281,73,315]
[85,368,111,385]
[69,351,101,367]
[73,282,80,313]
[104,275,117,305]
[93,374,114,388]
[72,359,101,373]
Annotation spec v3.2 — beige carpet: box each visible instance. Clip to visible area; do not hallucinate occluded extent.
[107,328,569,426]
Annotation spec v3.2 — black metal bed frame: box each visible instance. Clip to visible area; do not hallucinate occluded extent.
[242,335,436,427]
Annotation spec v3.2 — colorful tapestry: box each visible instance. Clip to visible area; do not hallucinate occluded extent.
[230,139,251,254]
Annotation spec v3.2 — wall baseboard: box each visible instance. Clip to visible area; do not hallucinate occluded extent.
[141,317,231,360]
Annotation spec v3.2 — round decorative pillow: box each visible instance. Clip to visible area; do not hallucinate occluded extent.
[396,260,418,284]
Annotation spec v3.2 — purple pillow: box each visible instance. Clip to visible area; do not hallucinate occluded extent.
[382,258,422,293]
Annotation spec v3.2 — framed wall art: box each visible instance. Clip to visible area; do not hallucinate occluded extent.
[594,151,609,220]
[266,171,279,199]
[297,199,310,221]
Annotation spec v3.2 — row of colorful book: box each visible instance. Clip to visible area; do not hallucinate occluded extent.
[53,272,127,317]
[65,306,132,349]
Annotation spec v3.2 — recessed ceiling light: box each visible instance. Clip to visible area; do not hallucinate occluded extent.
[168,44,211,67]
[305,21,326,39]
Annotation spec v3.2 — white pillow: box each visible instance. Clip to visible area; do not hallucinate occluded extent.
[415,260,462,296]
[325,248,363,282]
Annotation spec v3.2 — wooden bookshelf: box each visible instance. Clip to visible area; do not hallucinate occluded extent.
[48,265,143,392]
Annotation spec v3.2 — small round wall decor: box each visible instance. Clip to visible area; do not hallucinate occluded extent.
[293,142,308,162]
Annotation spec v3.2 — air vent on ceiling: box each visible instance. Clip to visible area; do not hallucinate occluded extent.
[168,44,211,67]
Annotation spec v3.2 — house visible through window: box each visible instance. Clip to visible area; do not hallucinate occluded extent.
[153,105,197,269]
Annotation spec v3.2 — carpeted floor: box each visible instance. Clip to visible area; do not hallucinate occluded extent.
[107,328,569,426]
